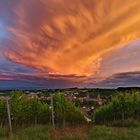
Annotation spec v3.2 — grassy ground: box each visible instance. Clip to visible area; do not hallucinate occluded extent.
[0,125,89,140]
[0,123,140,140]
[88,125,140,140]
[0,125,51,140]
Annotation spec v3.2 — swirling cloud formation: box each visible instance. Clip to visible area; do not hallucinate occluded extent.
[0,0,140,88]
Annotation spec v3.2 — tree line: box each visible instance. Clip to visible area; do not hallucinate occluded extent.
[94,90,140,123]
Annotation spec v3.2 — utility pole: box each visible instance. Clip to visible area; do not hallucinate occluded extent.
[6,98,12,134]
[50,94,55,129]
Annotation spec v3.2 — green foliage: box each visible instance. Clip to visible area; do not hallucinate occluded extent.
[88,126,120,140]
[74,99,81,107]
[0,91,86,128]
[81,101,97,107]
[0,128,6,138]
[88,125,140,140]
[17,125,51,140]
[0,100,7,126]
[108,119,140,127]
[9,91,51,126]
[94,90,140,124]
[53,93,85,127]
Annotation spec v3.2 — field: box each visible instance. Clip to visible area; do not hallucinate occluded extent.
[89,124,140,140]
[0,123,140,140]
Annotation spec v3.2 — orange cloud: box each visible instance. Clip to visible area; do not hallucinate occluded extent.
[3,0,140,83]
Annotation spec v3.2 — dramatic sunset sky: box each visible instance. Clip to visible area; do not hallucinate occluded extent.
[0,0,140,89]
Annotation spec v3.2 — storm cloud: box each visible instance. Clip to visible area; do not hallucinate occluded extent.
[0,0,140,88]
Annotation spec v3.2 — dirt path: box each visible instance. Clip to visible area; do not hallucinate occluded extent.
[48,125,90,140]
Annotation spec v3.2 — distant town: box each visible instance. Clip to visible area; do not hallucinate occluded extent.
[0,87,139,121]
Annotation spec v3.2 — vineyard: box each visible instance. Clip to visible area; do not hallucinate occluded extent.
[0,91,85,129]
[94,90,140,124]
